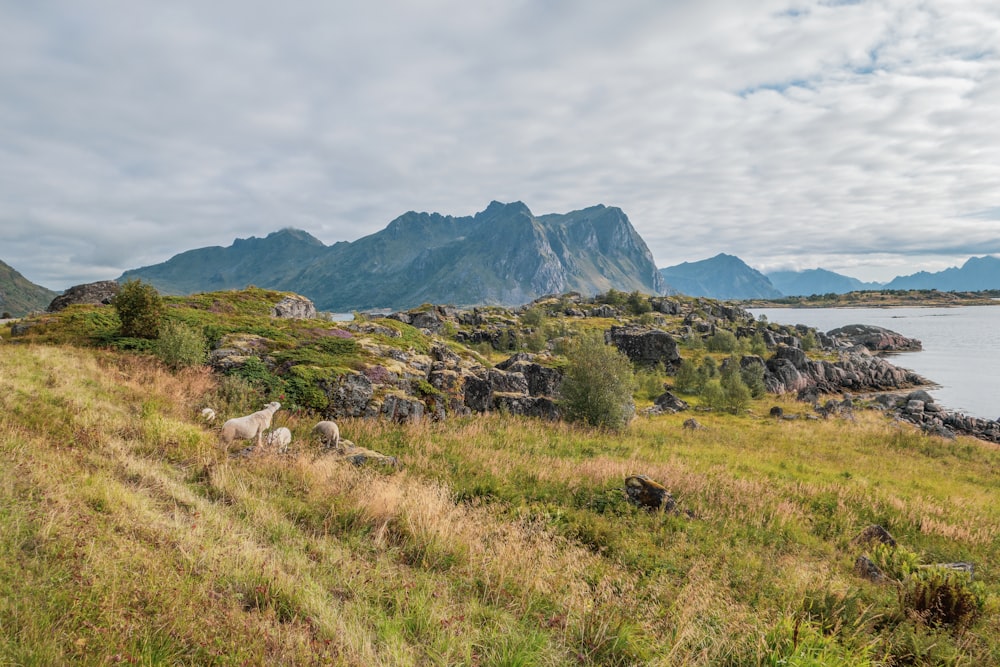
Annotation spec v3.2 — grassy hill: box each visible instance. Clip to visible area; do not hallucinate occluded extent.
[2,291,998,665]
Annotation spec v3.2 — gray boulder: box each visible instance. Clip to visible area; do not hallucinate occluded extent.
[828,324,922,351]
[606,326,681,369]
[47,280,120,312]
[270,294,316,319]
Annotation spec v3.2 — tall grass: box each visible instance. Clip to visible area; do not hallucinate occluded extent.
[1,344,999,664]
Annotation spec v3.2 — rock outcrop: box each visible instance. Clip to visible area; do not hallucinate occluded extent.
[270,294,316,319]
[828,324,922,351]
[606,325,681,370]
[874,390,1000,443]
[763,346,927,396]
[47,280,120,312]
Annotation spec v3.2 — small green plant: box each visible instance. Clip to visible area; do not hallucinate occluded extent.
[112,279,164,339]
[559,331,635,431]
[155,320,207,369]
[634,363,667,402]
[900,568,985,629]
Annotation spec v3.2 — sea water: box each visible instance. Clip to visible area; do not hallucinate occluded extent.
[748,305,1000,421]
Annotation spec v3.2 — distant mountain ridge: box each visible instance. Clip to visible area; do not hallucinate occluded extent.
[767,268,883,296]
[885,256,1000,291]
[122,202,667,311]
[0,260,59,317]
[659,254,782,300]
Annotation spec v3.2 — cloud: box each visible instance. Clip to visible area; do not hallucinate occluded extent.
[2,0,1000,289]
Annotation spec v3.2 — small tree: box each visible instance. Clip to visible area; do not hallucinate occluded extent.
[740,359,767,398]
[673,358,702,395]
[559,331,635,431]
[113,279,164,339]
[155,320,207,369]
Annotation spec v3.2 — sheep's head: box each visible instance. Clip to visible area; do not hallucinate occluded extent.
[266,401,281,412]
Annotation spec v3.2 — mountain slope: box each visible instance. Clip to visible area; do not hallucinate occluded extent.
[121,228,328,295]
[124,202,667,311]
[767,268,883,296]
[0,260,59,317]
[659,253,781,299]
[885,256,1000,291]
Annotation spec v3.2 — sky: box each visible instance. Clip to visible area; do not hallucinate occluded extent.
[3,0,1000,291]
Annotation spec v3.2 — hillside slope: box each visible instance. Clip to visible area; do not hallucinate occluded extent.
[2,330,997,664]
[0,259,59,317]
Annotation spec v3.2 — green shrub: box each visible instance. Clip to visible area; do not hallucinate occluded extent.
[155,320,207,370]
[739,359,767,398]
[112,280,164,339]
[673,358,702,395]
[634,364,667,402]
[705,329,738,353]
[559,331,635,431]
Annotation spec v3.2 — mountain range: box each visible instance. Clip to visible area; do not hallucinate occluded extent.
[5,201,1000,312]
[121,201,667,311]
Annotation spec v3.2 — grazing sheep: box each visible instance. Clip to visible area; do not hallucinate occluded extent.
[220,402,281,448]
[201,407,217,423]
[265,426,292,453]
[312,420,341,449]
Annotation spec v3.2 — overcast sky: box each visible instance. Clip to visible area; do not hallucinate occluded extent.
[3,0,1000,290]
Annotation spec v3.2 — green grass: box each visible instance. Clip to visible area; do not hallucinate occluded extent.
[1,343,998,665]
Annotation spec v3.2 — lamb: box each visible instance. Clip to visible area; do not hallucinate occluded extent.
[200,407,217,423]
[265,426,292,453]
[312,420,341,450]
[220,402,281,448]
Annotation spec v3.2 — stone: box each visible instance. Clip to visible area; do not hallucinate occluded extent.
[854,556,886,582]
[654,391,689,413]
[682,418,703,430]
[270,294,316,319]
[828,324,922,352]
[851,524,897,548]
[324,371,374,418]
[381,393,424,423]
[769,406,784,418]
[47,280,120,312]
[606,326,681,369]
[624,475,676,512]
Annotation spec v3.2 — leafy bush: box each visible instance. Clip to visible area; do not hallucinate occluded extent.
[559,331,635,431]
[634,363,667,402]
[705,329,738,353]
[112,279,164,339]
[673,358,702,395]
[155,320,207,369]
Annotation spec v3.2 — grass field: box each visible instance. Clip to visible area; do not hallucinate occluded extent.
[1,341,998,665]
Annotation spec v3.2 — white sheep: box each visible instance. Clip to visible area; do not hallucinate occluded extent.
[265,426,292,453]
[220,402,281,449]
[200,407,217,423]
[312,420,341,450]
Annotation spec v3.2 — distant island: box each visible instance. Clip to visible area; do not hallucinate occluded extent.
[742,289,1000,308]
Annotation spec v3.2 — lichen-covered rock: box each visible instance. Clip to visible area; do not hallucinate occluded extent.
[270,294,316,319]
[47,280,120,312]
[492,394,560,420]
[624,475,676,512]
[381,393,425,423]
[324,371,374,418]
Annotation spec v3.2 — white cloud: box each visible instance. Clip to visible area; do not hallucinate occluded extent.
[2,0,999,289]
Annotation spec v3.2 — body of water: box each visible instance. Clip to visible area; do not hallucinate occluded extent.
[749,305,1000,421]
